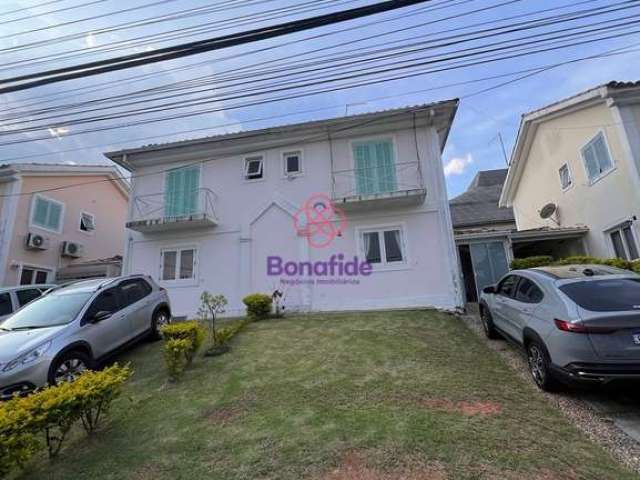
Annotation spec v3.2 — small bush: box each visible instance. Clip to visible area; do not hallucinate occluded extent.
[161,320,205,363]
[215,320,250,346]
[632,260,640,273]
[510,256,554,270]
[0,364,132,474]
[163,338,191,381]
[242,293,272,320]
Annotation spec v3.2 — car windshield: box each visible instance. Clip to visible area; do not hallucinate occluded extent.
[559,278,640,312]
[2,291,93,330]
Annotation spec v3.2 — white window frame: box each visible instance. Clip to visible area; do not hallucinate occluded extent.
[18,263,53,285]
[243,155,265,182]
[356,223,409,271]
[282,149,304,177]
[78,211,96,235]
[29,194,65,234]
[159,246,198,286]
[558,163,573,192]
[580,130,616,185]
[606,222,639,260]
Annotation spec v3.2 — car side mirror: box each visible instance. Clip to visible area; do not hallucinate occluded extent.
[91,310,112,323]
[483,286,496,294]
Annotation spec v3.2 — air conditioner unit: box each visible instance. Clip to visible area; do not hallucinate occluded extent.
[61,241,84,258]
[26,232,49,250]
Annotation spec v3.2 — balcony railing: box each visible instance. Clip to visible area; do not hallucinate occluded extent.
[127,188,219,233]
[332,161,426,210]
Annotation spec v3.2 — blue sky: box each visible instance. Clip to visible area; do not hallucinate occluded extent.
[1,0,639,197]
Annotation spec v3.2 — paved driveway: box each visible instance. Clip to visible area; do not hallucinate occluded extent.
[462,305,640,470]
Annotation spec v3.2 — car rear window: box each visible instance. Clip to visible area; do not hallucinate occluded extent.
[559,278,640,312]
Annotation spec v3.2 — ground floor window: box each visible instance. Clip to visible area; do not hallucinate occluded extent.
[608,223,639,260]
[20,267,51,285]
[360,226,406,266]
[161,247,197,281]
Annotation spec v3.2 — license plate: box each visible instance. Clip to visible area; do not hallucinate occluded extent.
[633,333,640,345]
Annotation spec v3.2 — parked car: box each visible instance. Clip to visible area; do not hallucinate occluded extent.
[0,284,57,324]
[0,275,171,400]
[479,264,640,391]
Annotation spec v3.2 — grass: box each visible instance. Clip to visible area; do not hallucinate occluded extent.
[17,310,637,479]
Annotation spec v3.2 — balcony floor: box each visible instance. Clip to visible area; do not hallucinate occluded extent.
[332,188,426,211]
[126,213,218,233]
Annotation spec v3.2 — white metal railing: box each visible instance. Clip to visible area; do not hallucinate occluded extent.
[332,161,425,199]
[130,188,218,223]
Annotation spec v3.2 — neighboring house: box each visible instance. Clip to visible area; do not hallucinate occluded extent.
[105,102,463,318]
[0,164,130,286]
[501,81,640,261]
[450,169,588,302]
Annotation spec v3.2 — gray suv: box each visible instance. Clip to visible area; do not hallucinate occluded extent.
[480,265,640,391]
[0,275,171,399]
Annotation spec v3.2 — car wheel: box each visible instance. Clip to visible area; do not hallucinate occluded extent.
[526,340,560,392]
[149,309,170,340]
[480,306,500,339]
[48,350,93,385]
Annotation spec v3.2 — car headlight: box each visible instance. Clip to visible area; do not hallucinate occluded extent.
[2,341,51,372]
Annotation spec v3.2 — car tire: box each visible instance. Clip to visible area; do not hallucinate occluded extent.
[480,306,500,339]
[149,308,171,341]
[48,350,94,386]
[526,340,560,392]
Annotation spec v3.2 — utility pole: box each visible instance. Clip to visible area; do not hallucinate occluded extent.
[490,132,509,165]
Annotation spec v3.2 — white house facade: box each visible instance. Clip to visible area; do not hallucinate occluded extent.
[106,102,463,318]
[501,81,640,261]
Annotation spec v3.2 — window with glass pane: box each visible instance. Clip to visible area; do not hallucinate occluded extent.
[32,195,63,231]
[362,232,381,264]
[558,164,571,190]
[383,230,403,262]
[20,268,34,285]
[35,271,48,284]
[352,139,397,195]
[244,156,264,180]
[0,293,12,316]
[609,224,639,260]
[162,251,177,280]
[623,226,639,259]
[180,249,195,279]
[284,151,301,174]
[610,230,627,259]
[17,289,42,307]
[165,166,200,217]
[80,212,95,232]
[581,132,613,182]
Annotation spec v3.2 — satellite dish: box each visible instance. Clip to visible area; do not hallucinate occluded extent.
[539,203,558,220]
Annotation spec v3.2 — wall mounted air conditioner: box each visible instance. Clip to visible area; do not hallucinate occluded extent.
[26,232,49,250]
[61,241,84,258]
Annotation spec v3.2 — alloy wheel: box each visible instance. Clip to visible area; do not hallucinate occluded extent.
[528,345,546,387]
[54,358,87,384]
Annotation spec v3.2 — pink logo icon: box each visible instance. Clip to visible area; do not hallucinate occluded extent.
[293,193,347,248]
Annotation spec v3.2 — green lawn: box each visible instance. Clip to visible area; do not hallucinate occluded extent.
[18,311,637,479]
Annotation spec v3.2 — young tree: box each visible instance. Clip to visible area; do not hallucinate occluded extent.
[197,292,228,345]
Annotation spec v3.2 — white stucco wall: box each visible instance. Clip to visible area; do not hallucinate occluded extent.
[123,120,462,318]
[510,102,640,258]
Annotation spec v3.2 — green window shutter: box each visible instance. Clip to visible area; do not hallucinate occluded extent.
[375,140,396,193]
[47,202,62,230]
[164,170,179,217]
[33,197,49,227]
[165,166,199,217]
[353,143,375,195]
[353,140,396,195]
[183,166,199,215]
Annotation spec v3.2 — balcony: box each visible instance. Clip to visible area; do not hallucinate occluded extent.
[332,161,426,211]
[127,188,219,233]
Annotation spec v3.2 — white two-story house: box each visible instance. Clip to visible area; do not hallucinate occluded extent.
[105,102,462,318]
[500,81,640,261]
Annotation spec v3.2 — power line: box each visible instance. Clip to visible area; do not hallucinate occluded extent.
[0,0,437,93]
[0,0,111,26]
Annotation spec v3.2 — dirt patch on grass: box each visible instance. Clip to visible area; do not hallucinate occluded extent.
[204,405,245,425]
[419,398,502,416]
[322,452,447,480]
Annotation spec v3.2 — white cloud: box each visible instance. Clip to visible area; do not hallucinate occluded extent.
[85,33,96,48]
[443,153,473,177]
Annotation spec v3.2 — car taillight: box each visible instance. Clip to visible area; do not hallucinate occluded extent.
[554,319,589,333]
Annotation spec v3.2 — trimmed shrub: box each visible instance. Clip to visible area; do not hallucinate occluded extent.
[510,256,554,270]
[0,363,131,474]
[215,320,250,346]
[163,338,191,382]
[161,320,206,363]
[632,260,640,273]
[242,293,272,320]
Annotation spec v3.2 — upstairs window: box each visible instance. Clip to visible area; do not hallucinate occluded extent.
[165,165,200,217]
[608,223,639,260]
[581,132,613,183]
[244,156,264,181]
[352,139,397,195]
[79,211,96,233]
[31,194,63,232]
[558,164,572,190]
[283,150,302,176]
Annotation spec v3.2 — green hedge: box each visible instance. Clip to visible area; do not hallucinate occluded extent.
[242,293,272,320]
[0,364,131,475]
[511,255,640,272]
